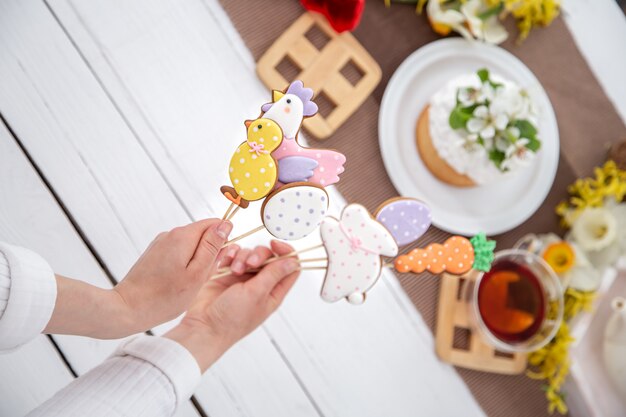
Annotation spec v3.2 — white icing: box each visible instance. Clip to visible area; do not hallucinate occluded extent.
[320,204,398,304]
[428,73,538,185]
[347,293,365,305]
[262,185,328,240]
[263,93,303,138]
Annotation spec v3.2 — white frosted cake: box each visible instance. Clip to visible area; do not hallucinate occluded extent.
[416,69,541,187]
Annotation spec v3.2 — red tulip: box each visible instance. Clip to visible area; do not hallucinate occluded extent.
[301,0,365,33]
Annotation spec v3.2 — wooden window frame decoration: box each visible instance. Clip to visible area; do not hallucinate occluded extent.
[257,12,382,140]
[435,270,528,375]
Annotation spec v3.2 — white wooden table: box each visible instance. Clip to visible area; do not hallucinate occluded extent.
[0,1,624,416]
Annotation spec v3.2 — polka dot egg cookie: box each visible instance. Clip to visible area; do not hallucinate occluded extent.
[375,198,432,246]
[228,118,283,202]
[261,184,328,240]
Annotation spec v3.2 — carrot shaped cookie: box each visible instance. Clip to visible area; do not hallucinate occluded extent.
[394,233,495,275]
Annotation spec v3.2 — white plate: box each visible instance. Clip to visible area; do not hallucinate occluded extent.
[379,39,559,235]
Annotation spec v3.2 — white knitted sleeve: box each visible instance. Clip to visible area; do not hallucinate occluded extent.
[27,335,202,417]
[0,242,56,351]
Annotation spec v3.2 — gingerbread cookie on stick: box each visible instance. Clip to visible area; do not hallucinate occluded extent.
[221,118,283,219]
[262,80,346,187]
[394,233,496,275]
[261,183,329,241]
[375,198,432,246]
[320,204,398,305]
[221,80,346,225]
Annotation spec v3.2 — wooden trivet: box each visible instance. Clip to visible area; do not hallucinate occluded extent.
[435,271,527,375]
[257,12,381,139]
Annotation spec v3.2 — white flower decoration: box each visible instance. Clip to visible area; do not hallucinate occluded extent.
[461,0,509,44]
[609,202,626,250]
[426,0,508,44]
[491,86,537,120]
[458,82,496,106]
[571,207,618,252]
[501,138,534,171]
[467,105,509,141]
[458,88,478,106]
[494,126,519,152]
[574,202,626,269]
[426,0,473,40]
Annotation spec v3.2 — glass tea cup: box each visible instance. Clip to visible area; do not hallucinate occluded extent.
[462,249,564,353]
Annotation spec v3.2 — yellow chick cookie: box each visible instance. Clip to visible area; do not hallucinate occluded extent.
[227,118,283,204]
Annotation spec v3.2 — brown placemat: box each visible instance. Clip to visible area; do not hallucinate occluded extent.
[220,1,626,416]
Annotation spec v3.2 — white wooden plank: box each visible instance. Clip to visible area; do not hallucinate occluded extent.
[49,0,262,219]
[0,1,320,416]
[46,0,485,415]
[232,190,485,417]
[0,120,123,375]
[0,113,199,417]
[0,336,74,417]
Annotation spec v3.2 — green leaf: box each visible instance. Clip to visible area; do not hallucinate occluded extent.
[489,149,506,168]
[449,106,473,129]
[513,119,538,138]
[478,3,504,20]
[503,129,518,144]
[477,68,490,83]
[512,119,541,152]
[526,136,541,152]
[470,233,496,272]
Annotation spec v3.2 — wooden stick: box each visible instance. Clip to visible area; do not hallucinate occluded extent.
[254,243,325,267]
[298,257,328,264]
[297,266,327,271]
[210,269,241,280]
[224,225,266,246]
[291,243,324,256]
[383,261,394,269]
[216,246,326,273]
[222,202,234,220]
[210,265,327,280]
[226,205,241,221]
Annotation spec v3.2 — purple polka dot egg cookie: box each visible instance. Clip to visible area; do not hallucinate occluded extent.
[375,198,432,246]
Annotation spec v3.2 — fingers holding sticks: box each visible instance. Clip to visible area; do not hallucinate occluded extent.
[210,263,327,281]
[211,243,326,281]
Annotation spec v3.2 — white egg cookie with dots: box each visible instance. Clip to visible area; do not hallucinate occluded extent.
[228,118,283,202]
[261,183,329,240]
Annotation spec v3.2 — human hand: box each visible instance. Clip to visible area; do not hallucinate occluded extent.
[164,241,300,371]
[111,219,233,335]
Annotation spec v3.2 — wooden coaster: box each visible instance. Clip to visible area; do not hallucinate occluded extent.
[257,12,381,139]
[435,271,527,375]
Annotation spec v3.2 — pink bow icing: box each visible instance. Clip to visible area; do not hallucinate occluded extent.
[249,142,268,156]
[349,235,362,251]
[339,223,377,255]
